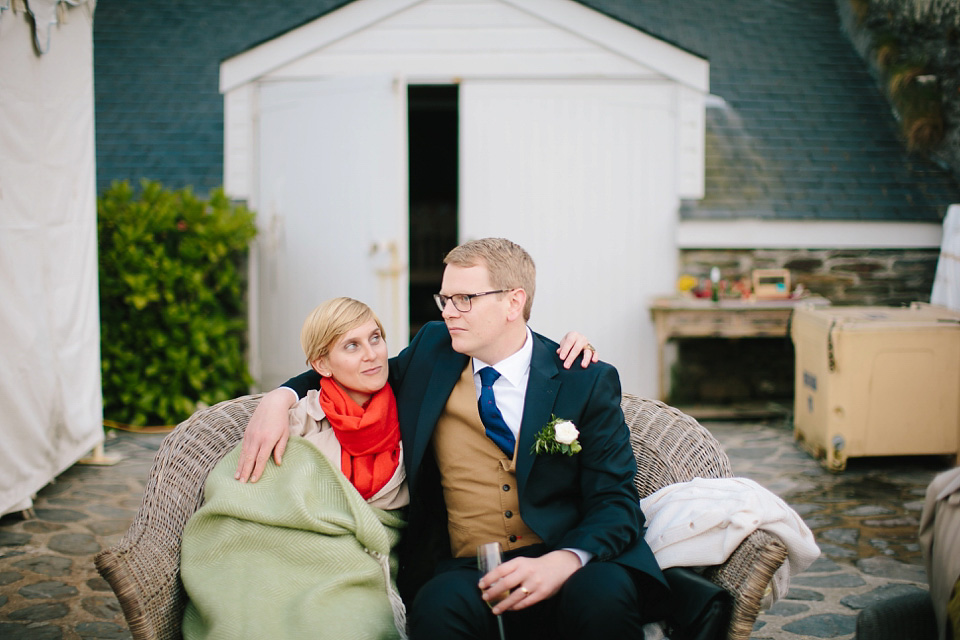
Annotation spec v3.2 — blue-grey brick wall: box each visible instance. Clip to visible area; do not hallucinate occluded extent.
[93,0,347,195]
[582,0,960,221]
[94,0,960,220]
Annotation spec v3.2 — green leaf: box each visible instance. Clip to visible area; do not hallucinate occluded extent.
[98,180,257,426]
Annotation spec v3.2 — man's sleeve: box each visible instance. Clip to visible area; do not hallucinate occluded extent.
[386,321,439,388]
[554,364,644,560]
[281,370,322,399]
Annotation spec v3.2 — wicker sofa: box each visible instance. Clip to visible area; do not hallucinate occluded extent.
[95,393,787,640]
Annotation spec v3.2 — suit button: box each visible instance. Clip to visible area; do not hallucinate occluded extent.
[509,535,517,542]
[504,510,513,518]
[502,484,511,492]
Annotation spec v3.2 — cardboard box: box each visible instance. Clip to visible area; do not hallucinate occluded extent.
[791,303,960,470]
[752,269,790,299]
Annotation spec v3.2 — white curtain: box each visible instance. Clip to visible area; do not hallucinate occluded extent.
[0,0,102,516]
[931,204,960,312]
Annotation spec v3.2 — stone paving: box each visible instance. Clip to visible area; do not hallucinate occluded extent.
[0,417,954,639]
[0,431,162,639]
[710,418,950,640]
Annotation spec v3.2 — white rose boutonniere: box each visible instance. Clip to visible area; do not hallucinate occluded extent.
[531,416,581,456]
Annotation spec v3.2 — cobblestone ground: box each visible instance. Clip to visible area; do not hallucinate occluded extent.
[711,419,951,640]
[0,419,953,639]
[0,431,163,639]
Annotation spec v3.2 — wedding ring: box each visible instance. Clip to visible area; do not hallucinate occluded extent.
[520,587,530,596]
[585,344,596,352]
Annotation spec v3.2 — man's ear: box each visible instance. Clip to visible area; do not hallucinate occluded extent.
[506,288,527,322]
[310,358,331,377]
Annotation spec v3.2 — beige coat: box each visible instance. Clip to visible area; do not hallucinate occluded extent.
[919,466,960,640]
[288,390,409,511]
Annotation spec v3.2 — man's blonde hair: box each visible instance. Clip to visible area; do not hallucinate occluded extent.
[444,238,536,321]
[300,297,385,365]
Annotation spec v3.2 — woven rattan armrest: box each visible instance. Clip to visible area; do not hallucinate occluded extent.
[620,393,788,640]
[95,394,262,640]
[703,530,788,640]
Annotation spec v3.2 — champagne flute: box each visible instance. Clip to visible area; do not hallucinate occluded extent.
[477,542,508,640]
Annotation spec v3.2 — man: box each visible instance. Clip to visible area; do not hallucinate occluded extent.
[237,238,666,638]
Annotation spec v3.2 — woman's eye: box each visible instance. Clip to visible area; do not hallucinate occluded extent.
[370,334,381,344]
[344,342,357,351]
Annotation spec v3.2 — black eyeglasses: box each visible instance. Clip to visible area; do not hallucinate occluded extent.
[433,290,513,313]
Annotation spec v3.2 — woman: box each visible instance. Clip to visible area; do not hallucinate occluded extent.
[181,298,409,640]
[288,297,407,510]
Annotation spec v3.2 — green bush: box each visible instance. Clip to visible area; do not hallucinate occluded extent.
[98,180,257,426]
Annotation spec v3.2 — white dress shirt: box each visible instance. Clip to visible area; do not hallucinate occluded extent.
[470,326,534,442]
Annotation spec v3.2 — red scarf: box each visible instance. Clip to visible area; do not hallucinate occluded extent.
[318,378,401,500]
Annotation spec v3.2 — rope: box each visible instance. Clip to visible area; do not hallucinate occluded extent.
[103,419,175,434]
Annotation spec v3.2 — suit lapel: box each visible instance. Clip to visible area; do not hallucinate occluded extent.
[407,347,468,492]
[516,334,560,493]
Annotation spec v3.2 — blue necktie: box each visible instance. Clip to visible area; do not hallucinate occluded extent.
[478,367,515,457]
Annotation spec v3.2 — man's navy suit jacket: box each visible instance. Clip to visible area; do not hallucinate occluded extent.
[286,321,667,600]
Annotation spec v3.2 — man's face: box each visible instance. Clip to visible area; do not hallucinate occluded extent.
[438,263,511,362]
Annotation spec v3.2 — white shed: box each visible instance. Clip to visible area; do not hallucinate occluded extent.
[220,0,708,395]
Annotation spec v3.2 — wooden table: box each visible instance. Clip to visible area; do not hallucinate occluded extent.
[649,296,830,401]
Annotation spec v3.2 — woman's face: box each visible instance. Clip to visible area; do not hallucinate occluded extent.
[314,318,389,406]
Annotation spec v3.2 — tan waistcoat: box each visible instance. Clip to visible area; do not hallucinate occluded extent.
[432,364,541,558]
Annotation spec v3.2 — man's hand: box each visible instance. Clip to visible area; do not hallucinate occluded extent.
[478,550,582,614]
[557,331,599,369]
[234,388,296,483]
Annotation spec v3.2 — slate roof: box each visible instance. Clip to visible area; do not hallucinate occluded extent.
[584,0,960,222]
[93,0,960,220]
[93,1,348,195]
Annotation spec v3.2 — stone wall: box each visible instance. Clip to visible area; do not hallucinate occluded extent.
[667,247,940,406]
[679,247,940,306]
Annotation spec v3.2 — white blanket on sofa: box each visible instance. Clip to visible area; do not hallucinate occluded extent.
[640,477,820,604]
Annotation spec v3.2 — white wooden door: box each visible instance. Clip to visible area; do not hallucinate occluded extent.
[459,80,680,397]
[255,76,408,389]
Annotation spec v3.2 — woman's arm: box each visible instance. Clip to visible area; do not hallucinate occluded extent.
[234,369,323,483]
[284,369,322,398]
[234,329,595,484]
[234,388,298,483]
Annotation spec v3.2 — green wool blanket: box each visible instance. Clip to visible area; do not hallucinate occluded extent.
[181,438,407,640]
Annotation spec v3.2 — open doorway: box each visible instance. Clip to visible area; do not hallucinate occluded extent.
[408,85,459,339]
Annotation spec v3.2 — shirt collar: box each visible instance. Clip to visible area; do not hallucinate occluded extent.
[472,326,533,387]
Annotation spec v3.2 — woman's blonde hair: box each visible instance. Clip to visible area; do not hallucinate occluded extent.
[300,297,385,366]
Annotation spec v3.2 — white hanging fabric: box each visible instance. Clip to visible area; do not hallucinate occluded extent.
[0,0,102,516]
[0,0,92,54]
[931,204,960,311]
